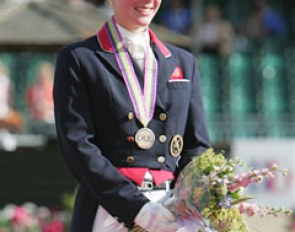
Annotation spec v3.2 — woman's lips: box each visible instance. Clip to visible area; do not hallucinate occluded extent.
[135,7,153,16]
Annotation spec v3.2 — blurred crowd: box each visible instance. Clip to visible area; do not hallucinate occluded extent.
[0,59,54,138]
[157,0,289,57]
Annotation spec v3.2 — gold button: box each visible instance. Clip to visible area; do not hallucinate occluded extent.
[126,156,135,163]
[157,156,166,163]
[127,112,134,120]
[159,135,167,143]
[159,113,167,121]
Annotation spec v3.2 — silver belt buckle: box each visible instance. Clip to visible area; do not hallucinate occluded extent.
[140,180,154,191]
[164,181,170,192]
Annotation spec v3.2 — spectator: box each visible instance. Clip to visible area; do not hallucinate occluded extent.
[193,5,234,58]
[245,0,288,39]
[159,0,192,34]
[0,60,23,133]
[0,61,11,124]
[26,62,54,123]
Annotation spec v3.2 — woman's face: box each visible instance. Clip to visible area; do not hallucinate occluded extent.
[111,0,162,32]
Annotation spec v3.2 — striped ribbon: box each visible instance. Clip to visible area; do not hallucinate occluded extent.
[105,17,158,128]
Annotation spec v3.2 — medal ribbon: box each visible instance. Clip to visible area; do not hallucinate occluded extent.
[105,17,158,127]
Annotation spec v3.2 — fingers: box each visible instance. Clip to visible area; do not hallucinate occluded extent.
[134,202,178,232]
[158,205,176,221]
[162,221,179,232]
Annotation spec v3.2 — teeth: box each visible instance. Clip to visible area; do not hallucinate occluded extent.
[136,7,152,14]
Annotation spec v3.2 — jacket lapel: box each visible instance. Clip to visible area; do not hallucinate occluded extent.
[150,30,177,111]
[95,23,122,77]
[96,23,178,110]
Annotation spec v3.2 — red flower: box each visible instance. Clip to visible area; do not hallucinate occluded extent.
[11,206,33,227]
[44,220,64,232]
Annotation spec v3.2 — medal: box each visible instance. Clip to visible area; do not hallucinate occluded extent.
[135,128,155,149]
[170,135,183,157]
[105,18,158,150]
[104,17,158,125]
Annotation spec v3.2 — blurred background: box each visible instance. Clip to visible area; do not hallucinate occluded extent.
[0,0,294,231]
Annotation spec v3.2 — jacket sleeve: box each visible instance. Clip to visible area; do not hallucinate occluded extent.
[53,46,149,228]
[176,55,211,176]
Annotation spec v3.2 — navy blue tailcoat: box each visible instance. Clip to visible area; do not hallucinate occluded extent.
[53,23,210,231]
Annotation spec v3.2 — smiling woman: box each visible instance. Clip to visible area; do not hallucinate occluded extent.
[53,0,210,231]
[110,0,162,32]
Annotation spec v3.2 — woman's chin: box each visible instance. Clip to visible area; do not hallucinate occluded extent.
[135,19,152,28]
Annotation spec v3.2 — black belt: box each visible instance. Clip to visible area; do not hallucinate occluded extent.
[138,180,171,192]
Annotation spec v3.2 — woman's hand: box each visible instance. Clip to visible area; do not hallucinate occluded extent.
[134,202,178,232]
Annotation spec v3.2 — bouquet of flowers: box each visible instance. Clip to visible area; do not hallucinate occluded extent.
[168,148,292,232]
[131,148,292,232]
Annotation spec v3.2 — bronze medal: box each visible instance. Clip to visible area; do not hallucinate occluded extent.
[170,135,183,157]
[135,128,155,149]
